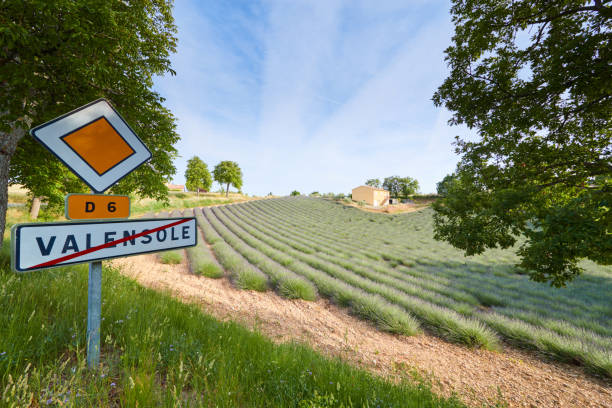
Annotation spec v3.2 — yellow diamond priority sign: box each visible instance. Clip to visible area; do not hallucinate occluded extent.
[30,99,151,193]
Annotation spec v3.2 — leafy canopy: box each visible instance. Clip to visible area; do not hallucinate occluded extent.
[432,0,611,287]
[1,0,179,227]
[184,156,212,193]
[383,176,420,198]
[213,161,243,196]
[365,178,381,188]
[290,191,300,196]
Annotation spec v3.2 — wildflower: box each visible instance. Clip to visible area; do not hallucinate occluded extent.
[0,352,5,356]
[110,382,116,387]
[46,398,53,405]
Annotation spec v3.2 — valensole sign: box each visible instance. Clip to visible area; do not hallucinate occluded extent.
[11,218,197,272]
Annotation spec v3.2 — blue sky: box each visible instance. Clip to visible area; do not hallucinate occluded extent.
[154,0,473,196]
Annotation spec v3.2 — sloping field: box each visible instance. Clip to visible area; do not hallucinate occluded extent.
[193,197,612,378]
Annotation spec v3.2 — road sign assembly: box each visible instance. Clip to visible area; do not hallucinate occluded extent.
[65,194,130,220]
[14,99,194,368]
[30,98,151,193]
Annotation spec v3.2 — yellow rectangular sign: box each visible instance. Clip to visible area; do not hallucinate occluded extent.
[65,194,130,220]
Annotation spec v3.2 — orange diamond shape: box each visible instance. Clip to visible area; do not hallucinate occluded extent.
[62,117,135,175]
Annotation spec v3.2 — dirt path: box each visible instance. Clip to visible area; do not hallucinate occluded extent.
[112,254,612,408]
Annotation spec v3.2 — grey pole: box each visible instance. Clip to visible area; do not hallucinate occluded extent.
[86,260,102,368]
[86,186,102,369]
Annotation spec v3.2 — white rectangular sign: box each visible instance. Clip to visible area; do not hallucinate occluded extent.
[11,218,196,272]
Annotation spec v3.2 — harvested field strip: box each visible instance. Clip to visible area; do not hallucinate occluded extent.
[212,206,498,349]
[230,203,605,331]
[182,209,223,278]
[228,204,482,310]
[195,208,268,291]
[244,200,611,329]
[203,198,611,377]
[199,208,316,300]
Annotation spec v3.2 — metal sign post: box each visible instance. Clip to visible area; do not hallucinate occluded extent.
[87,260,102,368]
[86,187,102,369]
[12,99,197,370]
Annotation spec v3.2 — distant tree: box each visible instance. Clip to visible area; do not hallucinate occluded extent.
[290,190,300,196]
[431,0,612,287]
[436,174,456,197]
[268,192,273,196]
[365,178,381,188]
[213,161,243,197]
[184,156,212,196]
[1,0,179,237]
[383,176,402,198]
[383,176,419,198]
[310,191,320,196]
[399,177,419,198]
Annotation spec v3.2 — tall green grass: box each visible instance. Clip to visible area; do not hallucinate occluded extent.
[0,246,464,407]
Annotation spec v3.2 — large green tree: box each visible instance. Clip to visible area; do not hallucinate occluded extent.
[213,161,243,197]
[432,1,611,287]
[184,156,212,196]
[0,0,179,237]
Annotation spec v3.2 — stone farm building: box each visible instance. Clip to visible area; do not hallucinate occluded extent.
[166,183,185,192]
[351,185,390,207]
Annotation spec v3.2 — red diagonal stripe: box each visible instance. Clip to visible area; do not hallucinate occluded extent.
[29,218,191,270]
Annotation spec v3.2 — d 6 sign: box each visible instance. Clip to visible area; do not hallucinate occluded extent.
[65,194,130,220]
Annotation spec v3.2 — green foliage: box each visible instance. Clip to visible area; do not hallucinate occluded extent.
[383,176,419,198]
[432,1,611,286]
[2,0,180,233]
[184,156,212,193]
[436,174,456,197]
[310,191,320,196]
[365,179,381,188]
[213,161,243,197]
[290,190,301,196]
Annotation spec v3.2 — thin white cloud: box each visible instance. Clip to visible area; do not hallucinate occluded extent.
[155,0,471,195]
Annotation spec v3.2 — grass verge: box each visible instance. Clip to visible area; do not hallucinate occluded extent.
[0,244,464,407]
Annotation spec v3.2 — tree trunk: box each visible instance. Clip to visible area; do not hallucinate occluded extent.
[0,125,27,240]
[225,183,229,197]
[30,196,41,219]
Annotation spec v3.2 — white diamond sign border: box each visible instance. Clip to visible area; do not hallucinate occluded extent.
[30,98,152,193]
